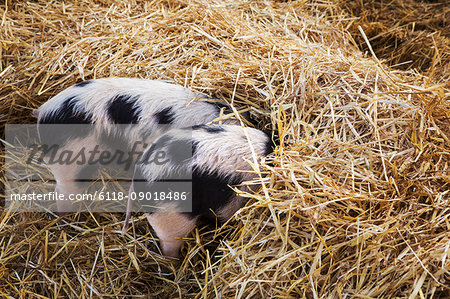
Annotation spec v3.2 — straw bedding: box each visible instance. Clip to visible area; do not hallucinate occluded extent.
[342,0,449,83]
[0,0,448,297]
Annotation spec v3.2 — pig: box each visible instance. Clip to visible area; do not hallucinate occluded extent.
[124,124,274,258]
[34,78,243,212]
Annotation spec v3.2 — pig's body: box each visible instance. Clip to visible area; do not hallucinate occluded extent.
[35,78,239,212]
[128,124,273,257]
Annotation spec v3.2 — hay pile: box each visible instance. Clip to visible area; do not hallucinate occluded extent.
[1,0,448,297]
[342,0,449,83]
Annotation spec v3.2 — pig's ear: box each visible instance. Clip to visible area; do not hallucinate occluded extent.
[32,109,40,118]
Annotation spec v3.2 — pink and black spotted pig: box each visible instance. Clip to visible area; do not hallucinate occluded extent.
[34,78,242,212]
[124,124,275,258]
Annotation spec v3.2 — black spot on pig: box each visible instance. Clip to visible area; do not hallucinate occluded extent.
[39,96,92,125]
[191,170,242,221]
[154,107,175,125]
[75,80,92,87]
[167,139,197,164]
[192,124,224,133]
[38,97,93,146]
[107,94,141,124]
[139,136,197,181]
